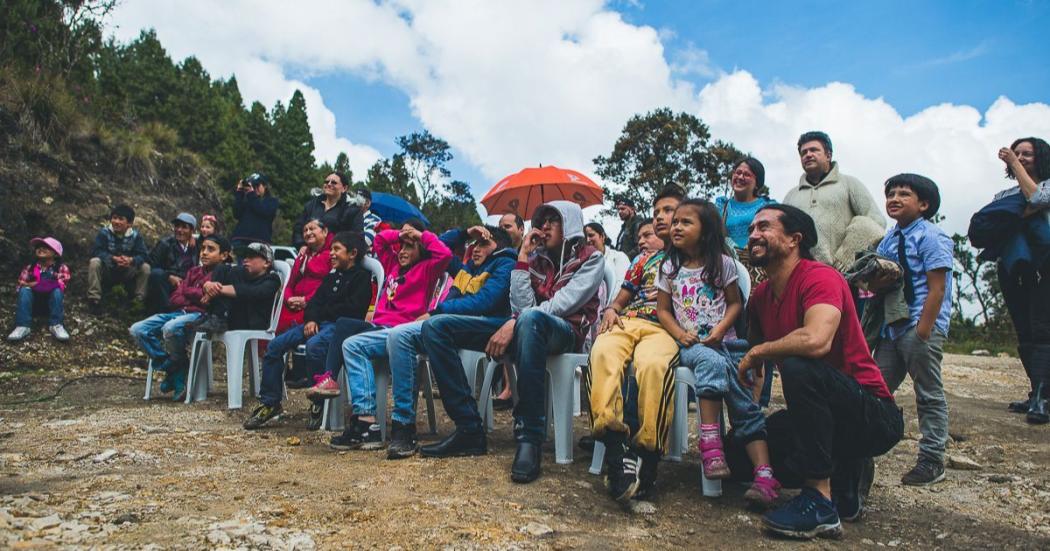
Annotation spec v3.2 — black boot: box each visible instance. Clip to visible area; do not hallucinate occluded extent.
[511,440,542,483]
[1026,345,1050,424]
[419,428,487,458]
[1010,344,1035,413]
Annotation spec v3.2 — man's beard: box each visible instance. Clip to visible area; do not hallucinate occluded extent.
[748,240,777,267]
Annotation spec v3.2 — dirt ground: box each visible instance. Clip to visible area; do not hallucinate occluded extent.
[1,304,1049,549]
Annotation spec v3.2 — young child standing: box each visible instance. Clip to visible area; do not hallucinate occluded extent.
[8,237,71,342]
[873,173,953,486]
[655,199,780,507]
[129,235,231,400]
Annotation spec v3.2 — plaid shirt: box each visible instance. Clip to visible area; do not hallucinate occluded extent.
[18,263,71,293]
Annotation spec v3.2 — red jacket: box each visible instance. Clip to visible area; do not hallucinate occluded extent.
[169,264,215,313]
[284,233,334,304]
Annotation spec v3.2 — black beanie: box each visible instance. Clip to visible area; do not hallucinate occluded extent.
[111,204,135,223]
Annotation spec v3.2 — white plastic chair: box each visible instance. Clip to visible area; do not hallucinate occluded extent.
[589,259,751,488]
[572,262,619,416]
[184,262,291,409]
[319,257,384,431]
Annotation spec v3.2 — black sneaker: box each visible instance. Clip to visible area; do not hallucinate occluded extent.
[305,402,324,431]
[387,421,418,459]
[329,417,383,450]
[633,450,659,501]
[832,457,874,522]
[609,450,642,503]
[243,403,283,430]
[901,458,945,486]
[192,314,228,334]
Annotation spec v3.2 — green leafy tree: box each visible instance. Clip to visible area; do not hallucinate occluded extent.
[333,152,353,181]
[366,156,419,204]
[593,108,744,209]
[396,130,452,207]
[271,90,316,217]
[425,179,482,231]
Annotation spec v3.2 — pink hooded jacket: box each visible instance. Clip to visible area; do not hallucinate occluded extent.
[372,229,451,327]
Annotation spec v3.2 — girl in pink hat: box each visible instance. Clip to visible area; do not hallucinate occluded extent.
[8,237,71,342]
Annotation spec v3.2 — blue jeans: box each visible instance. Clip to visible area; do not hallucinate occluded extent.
[343,324,421,417]
[129,310,202,366]
[387,322,428,425]
[421,314,510,432]
[679,342,766,443]
[324,318,378,377]
[15,287,64,326]
[259,322,338,406]
[511,310,576,442]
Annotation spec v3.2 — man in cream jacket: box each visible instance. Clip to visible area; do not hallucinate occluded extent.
[784,131,885,271]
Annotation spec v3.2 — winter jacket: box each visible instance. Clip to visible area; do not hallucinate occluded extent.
[615,215,644,260]
[284,233,334,303]
[231,190,279,244]
[303,264,373,324]
[372,229,452,327]
[783,163,886,270]
[148,236,198,278]
[168,264,216,314]
[292,193,363,248]
[18,263,71,294]
[969,188,1050,277]
[431,247,517,317]
[845,251,910,349]
[91,226,148,268]
[210,264,282,330]
[512,201,604,351]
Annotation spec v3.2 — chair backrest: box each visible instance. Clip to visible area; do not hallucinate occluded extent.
[601,261,618,308]
[428,272,451,311]
[266,262,292,333]
[362,255,385,287]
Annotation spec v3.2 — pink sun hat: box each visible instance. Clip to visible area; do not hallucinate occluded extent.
[29,237,64,257]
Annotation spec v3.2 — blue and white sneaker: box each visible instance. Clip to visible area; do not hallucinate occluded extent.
[763,487,843,540]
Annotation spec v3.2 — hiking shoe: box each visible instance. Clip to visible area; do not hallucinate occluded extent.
[306,402,324,431]
[763,487,843,540]
[832,457,875,521]
[170,368,188,402]
[633,451,659,501]
[305,371,340,399]
[192,314,227,334]
[901,458,945,486]
[699,441,731,480]
[7,326,30,342]
[329,417,382,450]
[386,420,418,459]
[243,403,283,430]
[745,475,782,509]
[609,450,642,503]
[49,324,69,342]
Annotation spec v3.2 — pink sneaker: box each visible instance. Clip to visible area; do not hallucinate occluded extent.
[305,371,340,399]
[744,475,781,508]
[698,439,731,480]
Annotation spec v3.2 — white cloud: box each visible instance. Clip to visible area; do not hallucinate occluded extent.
[106,0,1050,242]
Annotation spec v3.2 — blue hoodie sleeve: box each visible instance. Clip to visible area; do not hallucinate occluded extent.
[439,228,467,275]
[433,255,514,316]
[92,230,112,265]
[131,234,149,267]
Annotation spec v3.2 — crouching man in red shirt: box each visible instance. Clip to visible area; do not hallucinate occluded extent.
[738,204,903,540]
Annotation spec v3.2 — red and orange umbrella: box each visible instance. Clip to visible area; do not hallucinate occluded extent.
[481,165,604,219]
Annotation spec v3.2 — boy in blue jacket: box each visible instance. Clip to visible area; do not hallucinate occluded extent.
[88,204,150,312]
[380,224,517,459]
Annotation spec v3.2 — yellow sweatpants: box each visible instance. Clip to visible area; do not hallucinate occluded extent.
[587,317,678,453]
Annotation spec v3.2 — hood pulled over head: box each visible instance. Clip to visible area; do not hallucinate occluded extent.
[530,200,585,242]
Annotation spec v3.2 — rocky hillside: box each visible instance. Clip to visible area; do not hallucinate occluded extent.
[0,97,223,292]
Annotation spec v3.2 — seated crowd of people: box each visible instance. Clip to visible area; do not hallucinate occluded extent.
[7,132,1050,541]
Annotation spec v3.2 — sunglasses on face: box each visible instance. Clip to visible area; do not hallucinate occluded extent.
[537,216,562,228]
[324,179,341,186]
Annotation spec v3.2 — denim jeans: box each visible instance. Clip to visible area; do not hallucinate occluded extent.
[678,342,766,443]
[15,287,64,326]
[323,317,378,377]
[511,310,576,442]
[343,324,424,417]
[875,327,949,463]
[420,314,510,432]
[129,310,202,365]
[259,322,338,406]
[387,322,428,425]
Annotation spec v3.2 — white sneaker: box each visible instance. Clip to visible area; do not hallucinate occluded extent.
[7,326,30,341]
[49,325,69,342]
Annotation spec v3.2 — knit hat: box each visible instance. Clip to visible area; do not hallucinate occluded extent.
[110,204,135,222]
[243,242,274,263]
[29,237,63,257]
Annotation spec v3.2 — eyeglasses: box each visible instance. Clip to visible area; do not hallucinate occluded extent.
[323,179,341,186]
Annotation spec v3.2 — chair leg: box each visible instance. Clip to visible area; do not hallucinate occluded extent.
[589,440,606,475]
[573,366,582,417]
[188,343,210,404]
[421,361,438,435]
[249,340,262,398]
[225,337,246,410]
[477,359,499,432]
[667,379,688,462]
[143,358,154,401]
[322,370,348,432]
[547,358,577,465]
[375,360,389,443]
[184,334,206,404]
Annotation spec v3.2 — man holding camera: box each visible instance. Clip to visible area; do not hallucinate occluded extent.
[231,173,279,249]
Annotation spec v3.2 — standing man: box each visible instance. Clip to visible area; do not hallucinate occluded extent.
[783,131,885,270]
[146,213,199,314]
[738,204,902,540]
[614,199,643,260]
[499,213,525,249]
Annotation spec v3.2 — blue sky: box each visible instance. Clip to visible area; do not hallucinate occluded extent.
[300,0,1050,192]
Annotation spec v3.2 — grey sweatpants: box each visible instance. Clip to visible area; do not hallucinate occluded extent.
[875,327,949,464]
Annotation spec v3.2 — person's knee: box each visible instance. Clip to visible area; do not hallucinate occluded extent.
[777,356,817,385]
[129,322,144,339]
[516,309,546,330]
[421,317,450,342]
[89,257,102,269]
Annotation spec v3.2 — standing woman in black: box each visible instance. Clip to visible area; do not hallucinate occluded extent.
[231,173,280,249]
[291,172,364,250]
[997,137,1050,424]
